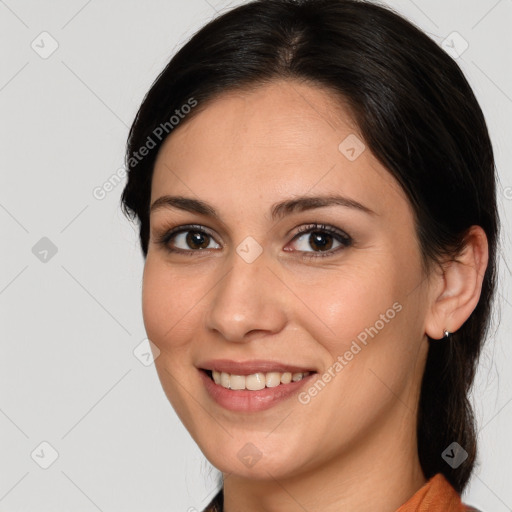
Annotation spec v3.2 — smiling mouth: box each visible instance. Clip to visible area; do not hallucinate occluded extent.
[202,368,316,391]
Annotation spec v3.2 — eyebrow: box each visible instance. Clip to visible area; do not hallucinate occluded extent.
[150,194,376,221]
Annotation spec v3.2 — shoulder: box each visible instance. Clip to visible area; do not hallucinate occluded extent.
[201,485,483,512]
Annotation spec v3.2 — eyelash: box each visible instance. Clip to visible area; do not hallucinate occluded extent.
[154,223,353,260]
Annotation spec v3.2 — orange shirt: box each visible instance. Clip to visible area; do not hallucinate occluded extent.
[202,473,481,511]
[396,473,480,511]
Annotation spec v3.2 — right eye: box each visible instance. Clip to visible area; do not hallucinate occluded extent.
[155,224,221,254]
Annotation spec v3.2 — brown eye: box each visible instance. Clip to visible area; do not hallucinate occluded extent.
[299,231,335,251]
[182,230,212,250]
[288,223,352,259]
[155,222,352,260]
[155,225,221,254]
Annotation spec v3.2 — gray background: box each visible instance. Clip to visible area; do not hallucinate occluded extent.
[0,0,511,510]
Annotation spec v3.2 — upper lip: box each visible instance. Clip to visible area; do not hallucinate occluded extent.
[198,359,317,375]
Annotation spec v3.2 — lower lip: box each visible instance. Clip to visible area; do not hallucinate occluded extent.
[198,369,316,412]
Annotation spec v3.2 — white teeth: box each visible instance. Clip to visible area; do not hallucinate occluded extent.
[210,370,311,390]
[265,372,282,388]
[281,372,292,384]
[246,373,265,391]
[229,374,246,390]
[220,372,230,388]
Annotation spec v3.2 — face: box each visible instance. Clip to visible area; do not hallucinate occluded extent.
[143,79,433,481]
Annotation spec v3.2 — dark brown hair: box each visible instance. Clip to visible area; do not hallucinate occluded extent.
[121,0,499,493]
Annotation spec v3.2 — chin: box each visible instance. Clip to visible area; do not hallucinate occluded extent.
[197,431,310,479]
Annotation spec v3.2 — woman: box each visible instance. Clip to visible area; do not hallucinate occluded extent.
[120,0,499,510]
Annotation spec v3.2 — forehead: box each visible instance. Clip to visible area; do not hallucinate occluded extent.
[150,80,407,218]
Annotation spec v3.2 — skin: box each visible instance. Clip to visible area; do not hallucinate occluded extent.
[142,79,488,512]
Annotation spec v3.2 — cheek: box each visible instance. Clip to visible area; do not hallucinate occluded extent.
[299,260,425,410]
[141,258,204,352]
[292,262,402,356]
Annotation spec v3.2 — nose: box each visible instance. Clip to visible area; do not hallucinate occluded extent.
[204,250,288,343]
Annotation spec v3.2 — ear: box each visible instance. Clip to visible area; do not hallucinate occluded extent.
[424,225,489,340]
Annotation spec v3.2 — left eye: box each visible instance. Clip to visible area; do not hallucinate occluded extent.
[287,224,352,257]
